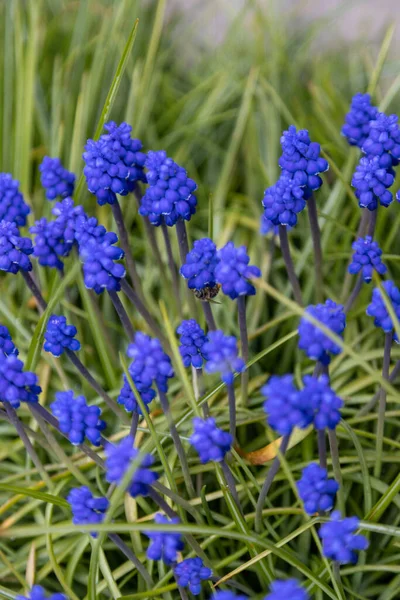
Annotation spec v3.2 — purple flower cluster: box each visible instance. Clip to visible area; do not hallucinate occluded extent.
[180,237,219,291]
[139,150,197,226]
[117,373,156,415]
[261,173,306,229]
[0,324,18,357]
[349,236,387,282]
[105,436,158,497]
[363,113,400,168]
[210,593,247,600]
[215,242,261,299]
[52,197,86,243]
[127,332,174,393]
[261,375,311,436]
[16,586,67,600]
[190,417,232,463]
[264,579,309,600]
[300,375,343,430]
[319,511,369,564]
[67,486,109,536]
[39,156,75,200]
[0,220,33,273]
[203,330,245,384]
[342,93,378,148]
[177,319,208,368]
[145,513,184,565]
[351,156,394,210]
[0,173,30,226]
[174,557,212,595]
[297,463,339,514]
[366,280,400,341]
[0,355,41,408]
[50,391,106,446]
[30,218,72,271]
[44,314,81,356]
[298,299,346,365]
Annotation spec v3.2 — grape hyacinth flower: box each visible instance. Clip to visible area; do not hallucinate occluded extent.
[210,592,248,600]
[0,324,18,357]
[0,354,41,407]
[261,374,313,436]
[145,513,184,565]
[366,280,400,341]
[0,220,33,273]
[341,93,378,148]
[264,579,309,600]
[127,332,174,393]
[363,112,400,168]
[177,319,208,369]
[215,242,261,300]
[0,173,30,226]
[105,436,158,497]
[83,122,146,205]
[204,331,245,384]
[50,390,106,446]
[351,156,395,210]
[16,585,67,600]
[190,417,232,463]
[299,375,343,430]
[174,557,212,595]
[298,299,346,365]
[39,157,75,200]
[67,486,109,536]
[44,314,81,356]
[117,373,156,414]
[51,197,86,243]
[139,150,197,227]
[30,218,73,271]
[261,173,306,228]
[348,235,387,282]
[297,463,339,514]
[319,511,369,564]
[180,237,219,291]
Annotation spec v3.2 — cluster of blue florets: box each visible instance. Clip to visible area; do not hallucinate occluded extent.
[30,218,72,271]
[177,319,208,368]
[261,174,306,229]
[349,235,387,282]
[319,511,369,564]
[210,593,248,600]
[180,237,219,290]
[298,299,346,365]
[174,558,212,595]
[190,417,232,463]
[16,585,67,600]
[50,390,106,445]
[39,157,76,200]
[0,173,30,226]
[351,156,395,210]
[139,150,197,226]
[297,463,339,514]
[0,353,41,408]
[301,375,343,430]
[342,93,378,148]
[105,436,158,497]
[67,486,109,535]
[44,314,81,357]
[117,372,156,414]
[145,514,184,565]
[0,220,33,273]
[264,579,309,600]
[261,375,312,436]
[0,324,18,357]
[363,113,400,168]
[83,122,146,205]
[215,242,261,299]
[127,332,174,393]
[203,330,245,384]
[366,280,400,341]
[51,197,85,243]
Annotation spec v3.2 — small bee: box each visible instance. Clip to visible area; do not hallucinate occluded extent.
[193,283,221,302]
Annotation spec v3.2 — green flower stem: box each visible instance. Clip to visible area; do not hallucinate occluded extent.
[226,382,237,442]
[344,273,363,314]
[367,206,378,238]
[108,532,153,586]
[176,579,189,600]
[375,332,392,480]
[255,432,291,533]
[307,195,324,303]
[108,290,135,339]
[21,271,47,311]
[328,429,345,514]
[161,221,183,318]
[120,278,167,344]
[220,459,243,516]
[130,411,139,440]
[202,301,216,330]
[237,295,249,406]
[278,225,303,306]
[333,561,345,597]
[175,218,198,316]
[192,367,210,417]
[317,429,327,470]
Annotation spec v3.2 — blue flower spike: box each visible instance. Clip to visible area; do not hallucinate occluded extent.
[203,330,245,384]
[0,173,30,226]
[261,375,312,436]
[190,417,232,463]
[0,220,33,274]
[342,93,378,148]
[351,156,394,210]
[349,236,387,282]
[264,579,309,600]
[363,112,400,168]
[39,157,75,200]
[117,372,156,415]
[215,242,261,299]
[261,173,306,228]
[16,585,67,600]
[30,218,73,271]
[177,319,208,369]
[145,513,184,565]
[180,237,219,291]
[127,332,174,393]
[299,375,343,430]
[0,324,18,357]
[0,354,41,408]
[44,314,81,356]
[105,436,158,497]
[50,391,106,446]
[319,511,369,564]
[298,299,346,365]
[67,486,109,536]
[174,557,212,595]
[209,592,248,600]
[297,463,339,514]
[366,280,400,341]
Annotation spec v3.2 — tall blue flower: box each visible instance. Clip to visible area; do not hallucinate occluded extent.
[117,373,156,414]
[348,236,387,282]
[177,320,208,369]
[363,112,400,168]
[342,93,378,148]
[319,511,369,564]
[209,592,248,600]
[39,157,76,200]
[83,122,146,205]
[298,300,346,365]
[180,238,219,291]
[44,314,81,356]
[127,332,174,392]
[145,513,184,565]
[264,579,309,600]
[203,330,245,384]
[215,242,261,299]
[67,486,109,536]
[51,198,86,243]
[174,558,212,596]
[0,324,18,357]
[30,218,73,271]
[0,220,33,273]
[16,585,67,600]
[190,417,232,463]
[366,280,400,341]
[297,463,339,514]
[105,436,158,497]
[139,150,197,227]
[0,355,41,408]
[0,173,30,226]
[299,375,343,430]
[351,156,394,210]
[261,375,312,436]
[261,173,306,228]
[50,391,106,446]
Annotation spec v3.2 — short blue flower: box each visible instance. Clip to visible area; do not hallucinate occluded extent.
[39,157,75,200]
[145,513,184,565]
[366,280,400,342]
[341,93,378,148]
[16,585,67,600]
[190,417,232,463]
[174,558,212,596]
[0,173,30,226]
[261,375,312,436]
[348,235,387,282]
[319,510,369,564]
[67,486,109,537]
[30,218,73,271]
[363,112,400,168]
[215,242,261,300]
[298,299,346,365]
[203,330,245,384]
[0,324,18,357]
[105,436,158,496]
[261,173,306,228]
[299,375,343,430]
[83,122,146,205]
[117,373,156,414]
[351,156,394,210]
[264,579,309,600]
[279,125,329,192]
[44,314,81,357]
[209,592,248,600]
[297,463,339,514]
[177,319,208,369]
[127,332,174,393]
[180,238,219,290]
[76,215,125,293]
[50,390,106,446]
[51,198,86,243]
[139,150,197,227]
[0,220,33,273]
[0,355,41,408]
